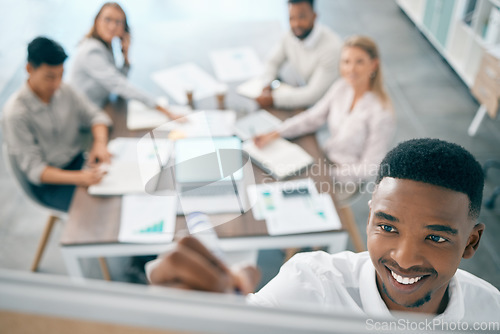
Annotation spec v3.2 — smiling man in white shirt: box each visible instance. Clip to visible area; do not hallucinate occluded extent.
[255,0,342,110]
[148,138,500,322]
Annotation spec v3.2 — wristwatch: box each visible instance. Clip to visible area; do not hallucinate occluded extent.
[270,79,281,90]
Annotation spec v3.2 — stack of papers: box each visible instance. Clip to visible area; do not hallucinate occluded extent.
[119,194,177,243]
[126,100,192,131]
[247,179,341,235]
[243,138,314,180]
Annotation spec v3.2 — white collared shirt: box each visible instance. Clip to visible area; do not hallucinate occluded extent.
[247,251,500,322]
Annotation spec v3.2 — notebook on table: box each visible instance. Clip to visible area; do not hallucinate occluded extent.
[243,138,314,180]
[233,110,282,141]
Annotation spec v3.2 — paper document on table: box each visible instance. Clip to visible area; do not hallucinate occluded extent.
[247,179,341,235]
[119,194,177,243]
[88,137,171,195]
[151,63,220,104]
[210,47,263,82]
[157,110,236,138]
[127,99,192,130]
[243,138,313,180]
[236,77,266,99]
[234,110,282,141]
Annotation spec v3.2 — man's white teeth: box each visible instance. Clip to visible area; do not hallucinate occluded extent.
[391,270,422,285]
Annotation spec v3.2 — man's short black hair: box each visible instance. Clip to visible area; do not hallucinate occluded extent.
[376,138,484,220]
[288,0,314,9]
[27,36,67,68]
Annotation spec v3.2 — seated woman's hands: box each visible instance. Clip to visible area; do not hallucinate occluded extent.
[149,236,261,294]
[253,130,280,149]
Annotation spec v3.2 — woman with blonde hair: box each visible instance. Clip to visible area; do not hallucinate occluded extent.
[255,36,395,189]
[69,2,180,119]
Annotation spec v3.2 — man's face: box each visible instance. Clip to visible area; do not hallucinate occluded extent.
[288,2,316,40]
[366,178,483,314]
[27,63,64,102]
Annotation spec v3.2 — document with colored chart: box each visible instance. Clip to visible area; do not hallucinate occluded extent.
[119,194,177,243]
[247,178,341,235]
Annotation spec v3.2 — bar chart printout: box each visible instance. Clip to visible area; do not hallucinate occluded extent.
[119,194,176,243]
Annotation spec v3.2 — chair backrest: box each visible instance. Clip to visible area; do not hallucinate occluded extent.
[2,143,64,216]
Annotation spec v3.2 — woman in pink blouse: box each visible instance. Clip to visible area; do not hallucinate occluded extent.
[255,36,395,186]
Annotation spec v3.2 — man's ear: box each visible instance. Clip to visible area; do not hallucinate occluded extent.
[462,223,485,259]
[26,63,33,74]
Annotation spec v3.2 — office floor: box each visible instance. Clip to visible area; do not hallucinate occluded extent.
[0,0,499,289]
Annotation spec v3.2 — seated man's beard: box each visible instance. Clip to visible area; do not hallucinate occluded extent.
[295,26,314,40]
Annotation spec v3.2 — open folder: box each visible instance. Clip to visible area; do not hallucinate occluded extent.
[243,138,314,180]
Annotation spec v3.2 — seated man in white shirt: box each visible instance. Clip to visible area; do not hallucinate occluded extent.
[2,37,112,211]
[255,0,342,110]
[148,138,500,322]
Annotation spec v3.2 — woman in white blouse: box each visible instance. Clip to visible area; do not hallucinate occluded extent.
[69,2,180,119]
[255,36,395,185]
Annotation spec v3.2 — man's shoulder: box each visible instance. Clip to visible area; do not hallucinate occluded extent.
[455,269,500,297]
[2,87,30,120]
[453,269,500,321]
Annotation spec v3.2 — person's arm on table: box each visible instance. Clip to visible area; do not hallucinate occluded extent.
[271,48,338,109]
[40,165,105,186]
[3,109,104,187]
[71,87,112,166]
[253,130,281,149]
[82,43,183,120]
[87,123,111,166]
[148,236,260,294]
[255,40,286,108]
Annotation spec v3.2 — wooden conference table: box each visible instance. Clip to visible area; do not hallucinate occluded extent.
[60,99,365,279]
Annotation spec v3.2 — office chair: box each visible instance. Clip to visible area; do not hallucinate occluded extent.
[484,159,500,209]
[2,144,111,279]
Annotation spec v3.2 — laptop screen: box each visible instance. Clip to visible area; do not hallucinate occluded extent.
[174,136,243,184]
